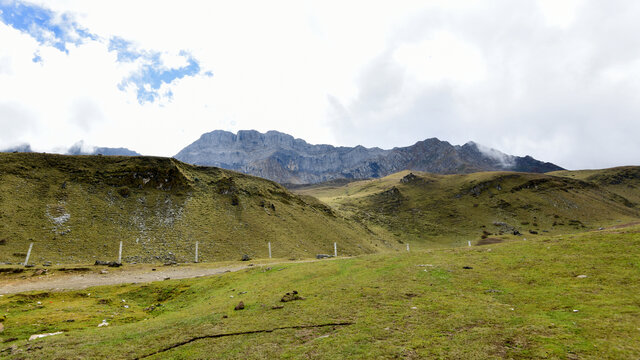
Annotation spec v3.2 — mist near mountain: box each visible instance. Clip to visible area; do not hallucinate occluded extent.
[0,141,140,156]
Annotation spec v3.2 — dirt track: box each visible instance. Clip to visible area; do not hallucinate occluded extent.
[0,259,327,295]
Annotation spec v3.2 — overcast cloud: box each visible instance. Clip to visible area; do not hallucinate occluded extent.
[0,0,639,169]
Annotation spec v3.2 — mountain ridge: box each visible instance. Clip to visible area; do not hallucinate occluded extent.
[174,130,563,184]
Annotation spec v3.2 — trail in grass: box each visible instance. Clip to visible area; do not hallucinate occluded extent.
[0,258,333,295]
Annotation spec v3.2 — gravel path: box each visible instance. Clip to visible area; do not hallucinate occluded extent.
[0,259,326,295]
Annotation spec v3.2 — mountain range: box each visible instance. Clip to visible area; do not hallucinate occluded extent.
[174,130,563,184]
[0,142,141,156]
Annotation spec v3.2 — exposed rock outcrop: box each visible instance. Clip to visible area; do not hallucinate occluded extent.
[175,130,563,184]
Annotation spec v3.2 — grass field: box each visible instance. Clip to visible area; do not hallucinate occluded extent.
[1,225,638,359]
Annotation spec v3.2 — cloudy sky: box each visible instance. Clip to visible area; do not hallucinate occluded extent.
[1,0,639,169]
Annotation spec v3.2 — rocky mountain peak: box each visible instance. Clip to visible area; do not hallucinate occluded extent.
[174,130,563,184]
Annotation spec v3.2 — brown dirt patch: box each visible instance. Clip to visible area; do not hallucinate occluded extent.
[476,238,503,246]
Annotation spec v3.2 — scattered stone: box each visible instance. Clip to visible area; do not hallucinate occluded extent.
[98,320,109,327]
[239,291,247,295]
[241,254,251,261]
[144,304,162,312]
[163,261,177,266]
[124,305,129,309]
[64,319,75,323]
[94,260,121,267]
[316,254,333,259]
[400,173,419,184]
[598,227,604,230]
[248,264,254,267]
[271,305,284,310]
[411,307,418,310]
[576,275,587,279]
[151,268,156,271]
[573,309,579,313]
[28,332,63,341]
[485,289,502,293]
[234,301,245,310]
[416,264,434,267]
[100,270,109,274]
[42,262,52,267]
[462,266,473,269]
[24,264,34,268]
[281,290,305,302]
[222,315,228,319]
[164,277,170,281]
[33,269,47,276]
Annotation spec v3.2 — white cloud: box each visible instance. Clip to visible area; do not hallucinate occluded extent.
[0,0,638,170]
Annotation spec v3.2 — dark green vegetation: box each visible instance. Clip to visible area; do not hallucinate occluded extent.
[0,153,388,264]
[293,168,640,247]
[1,227,639,359]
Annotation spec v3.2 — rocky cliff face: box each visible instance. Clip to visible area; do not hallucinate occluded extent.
[174,130,563,184]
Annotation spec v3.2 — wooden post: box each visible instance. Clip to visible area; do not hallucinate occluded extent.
[334,242,337,257]
[468,241,471,247]
[24,242,33,266]
[118,241,123,263]
[268,242,272,259]
[406,243,410,252]
[195,241,199,263]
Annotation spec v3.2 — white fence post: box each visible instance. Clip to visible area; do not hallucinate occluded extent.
[268,242,272,259]
[334,242,337,257]
[406,243,410,252]
[118,241,123,263]
[195,241,199,263]
[468,240,471,247]
[24,242,33,266]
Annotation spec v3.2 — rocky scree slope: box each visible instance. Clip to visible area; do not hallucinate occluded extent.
[174,130,563,184]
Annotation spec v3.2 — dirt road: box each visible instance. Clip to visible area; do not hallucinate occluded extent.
[0,259,328,295]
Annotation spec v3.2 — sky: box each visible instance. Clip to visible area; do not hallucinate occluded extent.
[0,0,639,169]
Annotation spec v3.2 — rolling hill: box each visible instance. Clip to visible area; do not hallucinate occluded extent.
[292,168,640,247]
[0,153,388,265]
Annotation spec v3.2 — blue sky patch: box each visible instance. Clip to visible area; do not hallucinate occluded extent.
[119,54,201,104]
[108,36,143,63]
[32,51,42,63]
[0,1,96,53]
[1,1,209,104]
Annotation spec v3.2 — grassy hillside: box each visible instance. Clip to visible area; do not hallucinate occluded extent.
[293,169,640,247]
[551,166,640,204]
[0,153,389,265]
[1,226,638,359]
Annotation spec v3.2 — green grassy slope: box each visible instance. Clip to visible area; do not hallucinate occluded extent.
[1,226,638,359]
[551,166,640,204]
[293,169,640,247]
[0,153,389,264]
